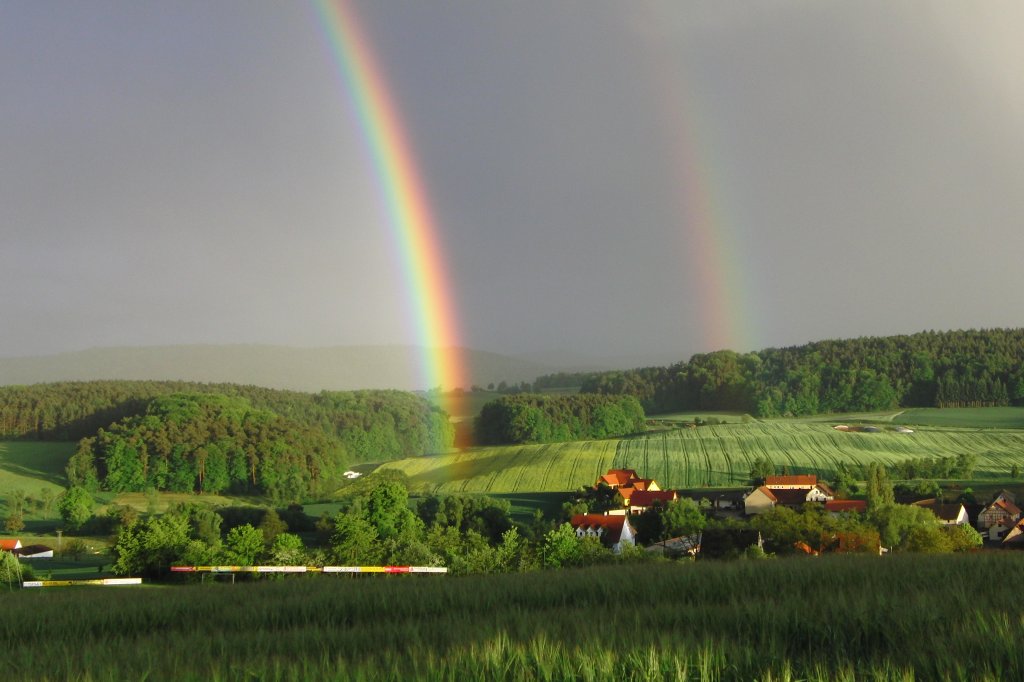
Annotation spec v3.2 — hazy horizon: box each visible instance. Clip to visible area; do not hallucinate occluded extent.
[4,1,1023,366]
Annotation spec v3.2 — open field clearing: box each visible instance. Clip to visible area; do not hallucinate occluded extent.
[3,554,1024,681]
[382,420,1024,493]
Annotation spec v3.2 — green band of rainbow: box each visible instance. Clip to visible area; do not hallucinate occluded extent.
[313,0,466,399]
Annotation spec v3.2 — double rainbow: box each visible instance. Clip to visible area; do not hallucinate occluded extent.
[312,0,467,405]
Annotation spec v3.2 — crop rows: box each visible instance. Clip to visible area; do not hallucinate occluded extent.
[382,422,1024,493]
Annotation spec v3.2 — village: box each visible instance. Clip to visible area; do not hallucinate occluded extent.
[569,467,1023,558]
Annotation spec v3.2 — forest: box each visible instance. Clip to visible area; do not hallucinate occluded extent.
[65,393,345,501]
[581,328,1024,416]
[0,382,453,501]
[474,393,645,445]
[0,381,452,461]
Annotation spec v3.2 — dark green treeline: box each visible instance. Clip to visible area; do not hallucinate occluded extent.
[475,393,645,444]
[0,382,453,499]
[581,328,1024,416]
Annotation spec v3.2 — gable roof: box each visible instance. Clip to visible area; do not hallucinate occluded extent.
[598,469,640,487]
[570,514,630,542]
[913,499,967,522]
[630,490,678,508]
[990,498,1023,518]
[0,539,22,551]
[815,481,837,498]
[13,544,52,557]
[765,475,818,487]
[824,500,867,513]
[747,486,777,503]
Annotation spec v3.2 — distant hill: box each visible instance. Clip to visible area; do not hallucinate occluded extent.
[0,345,558,392]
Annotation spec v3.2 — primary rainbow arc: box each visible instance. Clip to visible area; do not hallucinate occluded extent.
[312,0,467,401]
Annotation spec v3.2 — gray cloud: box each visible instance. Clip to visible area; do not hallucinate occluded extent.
[2,1,1022,368]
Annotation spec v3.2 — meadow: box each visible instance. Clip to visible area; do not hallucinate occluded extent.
[3,553,1023,681]
[0,441,72,503]
[382,419,1024,493]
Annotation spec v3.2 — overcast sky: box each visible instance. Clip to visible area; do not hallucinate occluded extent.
[3,1,1023,367]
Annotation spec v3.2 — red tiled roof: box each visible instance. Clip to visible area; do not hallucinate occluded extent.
[765,475,818,487]
[994,498,1022,517]
[571,514,628,541]
[816,482,836,498]
[0,539,21,551]
[598,469,640,487]
[751,486,778,502]
[630,490,677,508]
[824,500,867,513]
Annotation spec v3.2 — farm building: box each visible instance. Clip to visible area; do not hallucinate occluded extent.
[1000,517,1024,547]
[626,489,678,514]
[744,487,778,515]
[977,491,1021,540]
[14,545,54,559]
[595,469,641,489]
[912,499,969,526]
[0,539,22,552]
[744,475,835,514]
[569,514,637,553]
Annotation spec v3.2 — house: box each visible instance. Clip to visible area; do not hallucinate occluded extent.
[570,514,637,553]
[744,475,836,515]
[596,469,641,489]
[763,475,835,502]
[0,539,22,552]
[1001,517,1024,547]
[765,475,820,489]
[13,544,53,559]
[913,499,969,526]
[627,489,678,514]
[977,492,1021,540]
[824,500,868,515]
[744,486,778,515]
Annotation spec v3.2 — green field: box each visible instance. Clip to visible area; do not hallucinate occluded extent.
[893,407,1024,429]
[3,554,1024,680]
[0,441,72,512]
[381,420,1024,493]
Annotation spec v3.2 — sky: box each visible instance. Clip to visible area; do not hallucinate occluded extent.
[3,1,1023,369]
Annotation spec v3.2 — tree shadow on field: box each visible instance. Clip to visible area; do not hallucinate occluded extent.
[401,446,533,491]
[0,443,70,486]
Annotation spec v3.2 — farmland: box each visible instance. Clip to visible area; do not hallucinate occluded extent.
[4,554,1024,680]
[382,419,1024,493]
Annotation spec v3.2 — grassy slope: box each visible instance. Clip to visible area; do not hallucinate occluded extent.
[381,418,1024,494]
[0,441,72,506]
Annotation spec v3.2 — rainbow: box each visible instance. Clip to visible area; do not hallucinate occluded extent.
[312,0,467,406]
